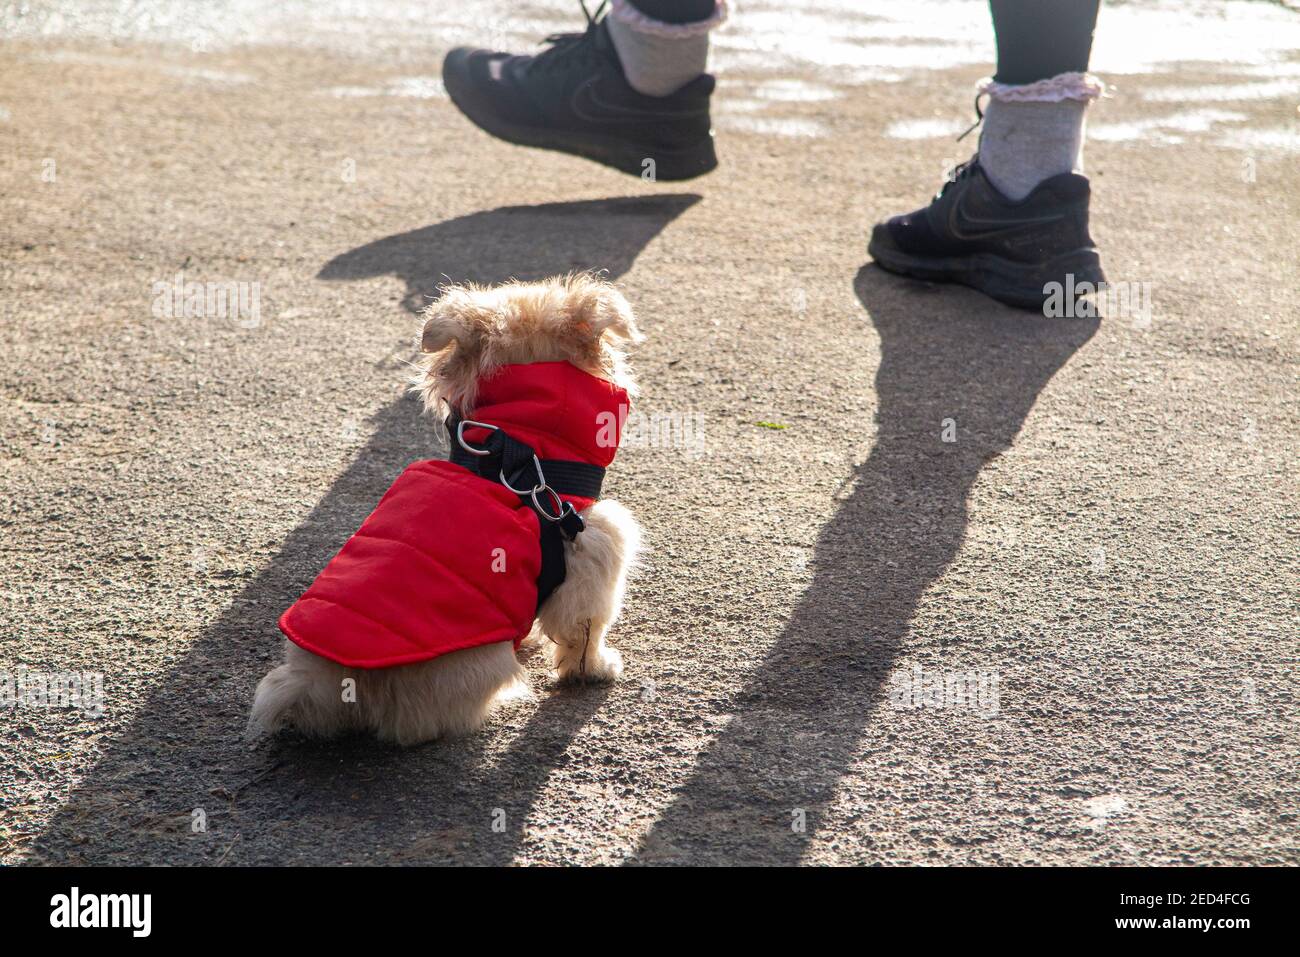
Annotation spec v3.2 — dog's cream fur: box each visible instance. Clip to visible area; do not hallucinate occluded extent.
[248,274,643,746]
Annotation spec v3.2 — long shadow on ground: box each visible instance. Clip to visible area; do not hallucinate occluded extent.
[29,195,699,865]
[631,266,1098,864]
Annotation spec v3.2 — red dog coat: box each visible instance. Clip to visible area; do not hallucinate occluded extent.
[279,361,628,669]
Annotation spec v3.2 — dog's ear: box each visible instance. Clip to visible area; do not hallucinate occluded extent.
[420,312,460,353]
[420,285,490,354]
[568,275,644,345]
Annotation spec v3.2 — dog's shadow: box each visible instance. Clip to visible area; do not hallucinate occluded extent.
[629,267,1099,864]
[27,194,700,866]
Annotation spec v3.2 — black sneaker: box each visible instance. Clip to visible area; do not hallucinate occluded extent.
[441,4,718,181]
[868,158,1105,310]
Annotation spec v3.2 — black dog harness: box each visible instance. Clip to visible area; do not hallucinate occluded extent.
[447,412,604,609]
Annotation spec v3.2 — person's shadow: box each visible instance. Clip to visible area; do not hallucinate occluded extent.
[27,195,700,866]
[319,195,700,311]
[630,267,1098,864]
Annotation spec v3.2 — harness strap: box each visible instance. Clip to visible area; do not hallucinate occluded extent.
[445,412,602,611]
[446,414,607,502]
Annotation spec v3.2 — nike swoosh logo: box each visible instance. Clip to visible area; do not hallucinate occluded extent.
[947,180,1065,241]
[570,77,705,124]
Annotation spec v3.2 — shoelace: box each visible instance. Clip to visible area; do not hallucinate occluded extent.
[956,92,987,143]
[931,89,990,197]
[529,0,609,74]
[936,155,979,199]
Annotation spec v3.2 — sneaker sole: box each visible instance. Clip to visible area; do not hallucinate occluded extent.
[867,239,1106,312]
[443,62,718,182]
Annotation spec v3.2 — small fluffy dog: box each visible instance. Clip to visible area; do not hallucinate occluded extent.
[248,274,643,745]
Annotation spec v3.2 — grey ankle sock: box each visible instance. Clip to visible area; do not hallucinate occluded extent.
[605,0,726,97]
[978,96,1089,201]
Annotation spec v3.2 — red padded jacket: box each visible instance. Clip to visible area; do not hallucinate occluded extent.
[278,361,628,669]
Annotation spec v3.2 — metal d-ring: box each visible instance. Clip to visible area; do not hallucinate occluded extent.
[530,484,574,523]
[456,419,498,456]
[500,454,547,496]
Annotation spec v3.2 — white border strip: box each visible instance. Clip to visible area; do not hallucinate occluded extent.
[977,71,1107,103]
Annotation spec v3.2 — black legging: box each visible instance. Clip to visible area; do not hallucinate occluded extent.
[626,0,1101,84]
[626,0,716,24]
[991,0,1101,84]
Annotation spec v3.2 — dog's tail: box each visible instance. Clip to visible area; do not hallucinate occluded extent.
[246,646,347,742]
[246,664,303,741]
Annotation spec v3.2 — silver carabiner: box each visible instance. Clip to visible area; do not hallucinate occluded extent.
[456,419,498,456]
[500,454,547,496]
